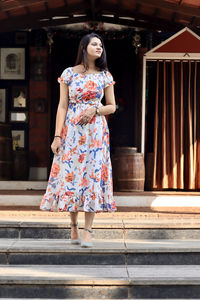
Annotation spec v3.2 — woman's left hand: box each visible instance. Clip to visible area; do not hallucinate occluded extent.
[77,106,96,125]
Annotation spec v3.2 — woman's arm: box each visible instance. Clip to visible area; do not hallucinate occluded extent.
[54,82,69,136]
[97,84,116,115]
[51,82,69,155]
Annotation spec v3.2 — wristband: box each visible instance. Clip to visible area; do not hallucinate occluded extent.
[54,135,61,139]
[95,106,100,116]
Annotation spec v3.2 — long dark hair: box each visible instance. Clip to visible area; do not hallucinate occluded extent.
[75,32,108,72]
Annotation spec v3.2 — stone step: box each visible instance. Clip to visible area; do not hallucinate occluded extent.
[0,181,47,190]
[1,219,200,239]
[1,238,200,265]
[1,188,200,208]
[0,264,200,298]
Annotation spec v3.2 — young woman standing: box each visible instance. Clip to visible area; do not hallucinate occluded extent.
[40,32,116,247]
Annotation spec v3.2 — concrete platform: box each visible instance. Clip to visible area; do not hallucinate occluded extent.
[1,238,200,266]
[0,264,200,285]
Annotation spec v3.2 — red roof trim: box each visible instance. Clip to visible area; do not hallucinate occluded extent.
[154,30,200,53]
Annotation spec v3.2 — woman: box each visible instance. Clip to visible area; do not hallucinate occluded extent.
[40,32,117,247]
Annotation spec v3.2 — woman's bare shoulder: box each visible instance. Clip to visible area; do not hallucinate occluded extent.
[71,64,83,73]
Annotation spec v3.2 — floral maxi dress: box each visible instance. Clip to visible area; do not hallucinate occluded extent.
[40,67,117,212]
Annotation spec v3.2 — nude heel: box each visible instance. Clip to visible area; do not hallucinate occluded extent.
[81,228,93,248]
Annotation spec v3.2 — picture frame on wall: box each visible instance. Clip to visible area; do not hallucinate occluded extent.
[11,129,25,150]
[12,86,27,109]
[0,89,6,123]
[0,48,25,80]
[9,111,28,123]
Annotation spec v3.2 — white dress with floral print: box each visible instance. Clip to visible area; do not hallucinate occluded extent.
[40,67,116,212]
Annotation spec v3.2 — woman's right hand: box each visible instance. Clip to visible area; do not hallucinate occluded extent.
[51,137,62,155]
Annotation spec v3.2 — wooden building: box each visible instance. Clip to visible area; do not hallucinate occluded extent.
[0,0,200,191]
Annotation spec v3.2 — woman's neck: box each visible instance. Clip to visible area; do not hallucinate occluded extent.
[81,61,97,72]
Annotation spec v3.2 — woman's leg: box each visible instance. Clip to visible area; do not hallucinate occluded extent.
[82,212,95,242]
[70,212,79,240]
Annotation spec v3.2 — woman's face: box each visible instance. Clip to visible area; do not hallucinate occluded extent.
[86,37,103,59]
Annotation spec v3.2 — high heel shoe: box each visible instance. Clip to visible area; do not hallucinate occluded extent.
[81,228,93,248]
[70,223,81,244]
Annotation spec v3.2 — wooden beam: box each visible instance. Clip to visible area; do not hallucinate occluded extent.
[97,15,183,31]
[0,0,45,11]
[131,0,200,18]
[0,10,184,33]
[0,15,89,32]
[0,3,89,32]
[100,4,187,30]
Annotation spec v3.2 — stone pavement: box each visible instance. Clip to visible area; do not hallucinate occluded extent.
[1,208,200,298]
[1,264,200,285]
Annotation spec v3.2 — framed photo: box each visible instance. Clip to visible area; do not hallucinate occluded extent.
[11,130,25,150]
[12,86,27,108]
[9,111,28,123]
[0,89,6,122]
[0,48,25,80]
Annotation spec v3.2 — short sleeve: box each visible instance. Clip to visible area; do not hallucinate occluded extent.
[57,67,72,86]
[104,70,116,88]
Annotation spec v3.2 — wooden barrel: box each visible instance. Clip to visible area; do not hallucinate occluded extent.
[13,149,29,180]
[112,147,145,191]
[0,124,13,180]
[111,154,118,192]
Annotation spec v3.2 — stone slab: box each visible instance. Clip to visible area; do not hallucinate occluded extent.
[0,265,128,284]
[129,285,200,299]
[20,228,70,239]
[0,286,128,299]
[1,217,200,229]
[125,229,200,239]
[0,239,16,251]
[126,252,200,265]
[9,239,125,253]
[9,253,125,265]
[2,193,200,208]
[125,239,200,252]
[1,238,200,253]
[0,228,19,239]
[0,181,47,190]
[1,264,200,285]
[0,254,7,264]
[127,265,200,284]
